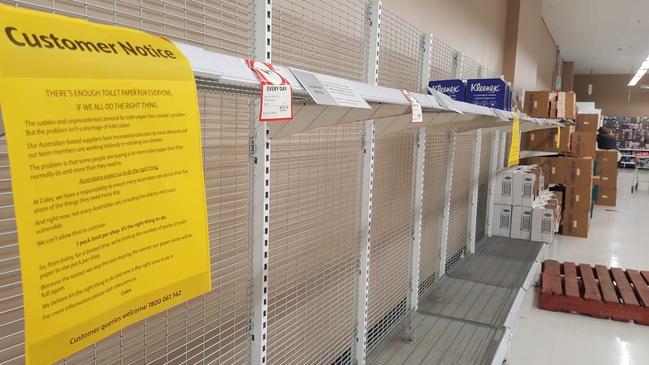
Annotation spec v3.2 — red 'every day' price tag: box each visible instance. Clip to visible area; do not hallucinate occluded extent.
[245,59,293,121]
[402,89,423,123]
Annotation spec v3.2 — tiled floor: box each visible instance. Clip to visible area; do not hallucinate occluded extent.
[508,169,649,365]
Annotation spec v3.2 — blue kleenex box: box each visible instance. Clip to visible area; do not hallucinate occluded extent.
[466,78,508,110]
[428,79,466,101]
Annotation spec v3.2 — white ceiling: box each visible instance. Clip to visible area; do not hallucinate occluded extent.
[543,0,649,75]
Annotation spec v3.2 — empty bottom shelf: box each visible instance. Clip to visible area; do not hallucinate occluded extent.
[367,237,545,365]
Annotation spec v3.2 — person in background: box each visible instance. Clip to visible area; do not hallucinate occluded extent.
[597,127,617,150]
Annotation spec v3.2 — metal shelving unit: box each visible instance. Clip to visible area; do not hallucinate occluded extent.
[0,1,565,365]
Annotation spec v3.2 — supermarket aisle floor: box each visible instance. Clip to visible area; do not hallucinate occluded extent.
[508,169,649,365]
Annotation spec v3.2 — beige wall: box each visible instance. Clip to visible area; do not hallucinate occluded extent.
[511,0,542,91]
[381,0,558,100]
[505,0,556,92]
[502,0,558,103]
[574,74,649,117]
[381,0,508,75]
[536,20,557,90]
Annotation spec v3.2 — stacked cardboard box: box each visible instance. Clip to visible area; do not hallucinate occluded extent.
[492,165,555,241]
[524,91,577,119]
[575,113,600,133]
[520,156,594,238]
[556,92,576,120]
[521,125,574,153]
[524,91,556,118]
[595,150,618,206]
[561,157,594,238]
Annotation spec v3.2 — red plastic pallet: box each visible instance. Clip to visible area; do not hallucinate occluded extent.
[538,260,649,325]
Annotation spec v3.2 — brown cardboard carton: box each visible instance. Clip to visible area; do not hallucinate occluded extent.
[598,171,617,188]
[521,157,550,184]
[547,157,567,185]
[556,91,577,120]
[596,187,617,206]
[565,157,593,186]
[570,132,597,158]
[576,114,600,132]
[521,126,572,153]
[550,97,558,118]
[596,150,618,175]
[524,91,556,118]
[522,129,557,151]
[564,184,593,212]
[558,125,574,153]
[562,208,590,238]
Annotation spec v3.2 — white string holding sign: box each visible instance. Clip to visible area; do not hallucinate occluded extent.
[245,59,293,121]
[402,89,423,124]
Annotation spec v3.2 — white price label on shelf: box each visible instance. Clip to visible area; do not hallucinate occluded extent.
[402,89,423,123]
[246,59,293,121]
[290,68,371,109]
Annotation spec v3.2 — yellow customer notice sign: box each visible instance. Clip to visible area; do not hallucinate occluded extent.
[0,5,210,364]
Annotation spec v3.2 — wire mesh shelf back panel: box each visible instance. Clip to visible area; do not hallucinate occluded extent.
[267,124,363,365]
[377,9,424,91]
[475,129,494,246]
[0,1,254,364]
[365,131,416,353]
[445,131,474,272]
[3,0,255,58]
[429,37,458,81]
[459,55,482,80]
[272,0,370,82]
[418,130,449,297]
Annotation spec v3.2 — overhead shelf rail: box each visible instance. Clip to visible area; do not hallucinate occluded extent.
[176,42,564,138]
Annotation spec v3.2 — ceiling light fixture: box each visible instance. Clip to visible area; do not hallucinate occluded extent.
[628,55,649,86]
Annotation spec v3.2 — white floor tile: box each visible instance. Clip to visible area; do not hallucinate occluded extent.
[508,169,649,365]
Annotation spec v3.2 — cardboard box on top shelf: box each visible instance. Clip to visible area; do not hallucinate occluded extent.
[556,91,577,120]
[511,205,533,240]
[576,113,600,133]
[570,132,597,158]
[565,157,593,186]
[524,91,556,118]
[491,204,513,237]
[562,209,590,238]
[596,187,617,206]
[549,97,558,118]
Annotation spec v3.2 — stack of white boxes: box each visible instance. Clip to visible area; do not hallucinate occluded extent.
[530,190,562,243]
[491,165,561,242]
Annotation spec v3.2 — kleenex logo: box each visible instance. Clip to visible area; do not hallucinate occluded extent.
[471,83,501,93]
[432,85,461,93]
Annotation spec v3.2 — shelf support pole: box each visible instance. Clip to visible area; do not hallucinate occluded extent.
[249,0,272,364]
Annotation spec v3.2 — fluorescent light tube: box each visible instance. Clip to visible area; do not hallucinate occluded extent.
[629,55,649,86]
